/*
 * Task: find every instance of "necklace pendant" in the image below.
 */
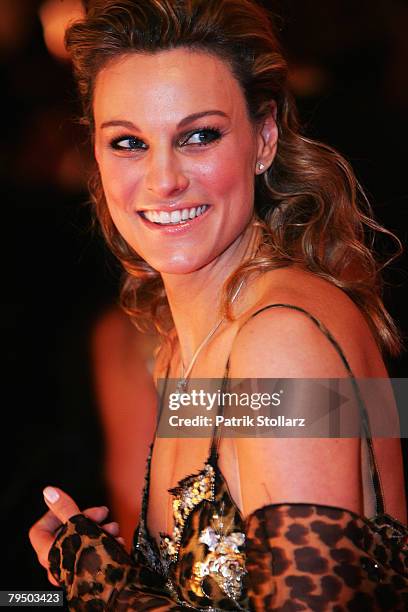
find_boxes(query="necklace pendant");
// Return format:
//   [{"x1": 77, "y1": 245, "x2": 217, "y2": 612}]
[{"x1": 176, "y1": 378, "x2": 188, "y2": 393}]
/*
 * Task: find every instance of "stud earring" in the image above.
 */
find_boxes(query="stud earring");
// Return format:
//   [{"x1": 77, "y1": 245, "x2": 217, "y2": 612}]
[{"x1": 257, "y1": 162, "x2": 265, "y2": 172}]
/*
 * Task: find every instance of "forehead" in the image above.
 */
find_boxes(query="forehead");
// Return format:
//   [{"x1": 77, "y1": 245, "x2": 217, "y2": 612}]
[{"x1": 93, "y1": 48, "x2": 248, "y2": 127}]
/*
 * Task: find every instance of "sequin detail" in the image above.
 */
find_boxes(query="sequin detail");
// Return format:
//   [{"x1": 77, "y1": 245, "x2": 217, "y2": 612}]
[
  {"x1": 159, "y1": 463, "x2": 216, "y2": 569},
  {"x1": 193, "y1": 523, "x2": 246, "y2": 599},
  {"x1": 159, "y1": 465, "x2": 246, "y2": 603}
]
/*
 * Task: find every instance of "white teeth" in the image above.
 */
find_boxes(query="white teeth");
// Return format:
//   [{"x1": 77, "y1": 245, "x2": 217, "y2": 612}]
[
  {"x1": 170, "y1": 210, "x2": 181, "y2": 224},
  {"x1": 142, "y1": 205, "x2": 208, "y2": 225},
  {"x1": 143, "y1": 210, "x2": 156, "y2": 223},
  {"x1": 159, "y1": 211, "x2": 171, "y2": 224}
]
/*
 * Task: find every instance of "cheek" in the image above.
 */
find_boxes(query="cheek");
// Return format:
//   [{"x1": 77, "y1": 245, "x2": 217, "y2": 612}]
[
  {"x1": 99, "y1": 158, "x2": 140, "y2": 213},
  {"x1": 197, "y1": 144, "x2": 254, "y2": 201},
  {"x1": 200, "y1": 163, "x2": 236, "y2": 196},
  {"x1": 97, "y1": 158, "x2": 144, "y2": 250}
]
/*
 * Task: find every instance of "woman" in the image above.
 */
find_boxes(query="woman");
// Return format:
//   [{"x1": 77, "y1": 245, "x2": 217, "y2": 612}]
[{"x1": 29, "y1": 0, "x2": 408, "y2": 609}]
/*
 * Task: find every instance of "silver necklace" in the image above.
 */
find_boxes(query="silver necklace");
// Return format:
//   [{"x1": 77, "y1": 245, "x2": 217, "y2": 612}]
[{"x1": 176, "y1": 279, "x2": 245, "y2": 392}]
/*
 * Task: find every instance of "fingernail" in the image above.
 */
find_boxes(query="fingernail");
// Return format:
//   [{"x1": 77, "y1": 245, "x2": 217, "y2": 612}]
[{"x1": 43, "y1": 487, "x2": 60, "y2": 503}]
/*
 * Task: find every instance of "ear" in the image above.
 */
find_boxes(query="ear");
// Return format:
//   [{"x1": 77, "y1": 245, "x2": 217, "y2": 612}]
[{"x1": 255, "y1": 101, "x2": 278, "y2": 175}]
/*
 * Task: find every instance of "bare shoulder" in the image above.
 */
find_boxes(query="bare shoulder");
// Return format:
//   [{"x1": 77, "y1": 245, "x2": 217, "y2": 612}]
[
  {"x1": 228, "y1": 268, "x2": 406, "y2": 520},
  {"x1": 230, "y1": 266, "x2": 388, "y2": 378}
]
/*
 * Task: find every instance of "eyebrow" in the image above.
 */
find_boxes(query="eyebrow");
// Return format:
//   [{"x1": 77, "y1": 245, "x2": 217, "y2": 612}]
[{"x1": 100, "y1": 110, "x2": 228, "y2": 131}]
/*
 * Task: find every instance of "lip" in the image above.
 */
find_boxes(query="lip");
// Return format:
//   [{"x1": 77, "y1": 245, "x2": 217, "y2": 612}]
[{"x1": 136, "y1": 206, "x2": 211, "y2": 234}]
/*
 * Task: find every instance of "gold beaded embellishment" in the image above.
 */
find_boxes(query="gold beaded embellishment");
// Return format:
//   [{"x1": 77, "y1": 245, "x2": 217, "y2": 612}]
[
  {"x1": 160, "y1": 462, "x2": 246, "y2": 602},
  {"x1": 192, "y1": 523, "x2": 246, "y2": 600},
  {"x1": 160, "y1": 463, "x2": 216, "y2": 567}
]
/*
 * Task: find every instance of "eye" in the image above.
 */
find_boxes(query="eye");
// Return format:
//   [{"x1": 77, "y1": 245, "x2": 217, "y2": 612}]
[
  {"x1": 110, "y1": 136, "x2": 147, "y2": 151},
  {"x1": 180, "y1": 127, "x2": 222, "y2": 147}
]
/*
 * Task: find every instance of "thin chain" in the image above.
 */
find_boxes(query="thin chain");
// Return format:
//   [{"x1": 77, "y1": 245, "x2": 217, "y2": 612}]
[
  {"x1": 181, "y1": 319, "x2": 224, "y2": 381},
  {"x1": 176, "y1": 219, "x2": 262, "y2": 391},
  {"x1": 177, "y1": 278, "x2": 245, "y2": 390}
]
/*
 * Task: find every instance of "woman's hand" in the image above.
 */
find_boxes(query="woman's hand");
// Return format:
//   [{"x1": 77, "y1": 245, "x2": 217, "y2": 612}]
[{"x1": 29, "y1": 486, "x2": 125, "y2": 587}]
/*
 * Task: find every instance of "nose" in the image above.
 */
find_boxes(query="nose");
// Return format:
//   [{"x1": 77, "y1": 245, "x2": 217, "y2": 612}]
[{"x1": 145, "y1": 146, "x2": 189, "y2": 199}]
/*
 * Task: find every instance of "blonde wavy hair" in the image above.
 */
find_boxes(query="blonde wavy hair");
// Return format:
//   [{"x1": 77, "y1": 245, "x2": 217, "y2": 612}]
[{"x1": 65, "y1": 0, "x2": 403, "y2": 357}]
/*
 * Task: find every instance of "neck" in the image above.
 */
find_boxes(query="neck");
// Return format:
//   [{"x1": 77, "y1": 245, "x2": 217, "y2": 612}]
[{"x1": 161, "y1": 221, "x2": 262, "y2": 370}]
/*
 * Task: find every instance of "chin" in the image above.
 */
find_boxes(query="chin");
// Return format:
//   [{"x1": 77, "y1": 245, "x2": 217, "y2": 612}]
[
  {"x1": 145, "y1": 253, "x2": 214, "y2": 276},
  {"x1": 150, "y1": 262, "x2": 204, "y2": 276}
]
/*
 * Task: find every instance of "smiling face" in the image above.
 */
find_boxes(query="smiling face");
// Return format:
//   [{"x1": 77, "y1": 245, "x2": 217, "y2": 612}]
[{"x1": 93, "y1": 48, "x2": 276, "y2": 275}]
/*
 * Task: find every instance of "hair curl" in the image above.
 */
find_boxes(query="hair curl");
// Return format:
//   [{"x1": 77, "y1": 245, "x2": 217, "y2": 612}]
[{"x1": 65, "y1": 0, "x2": 403, "y2": 358}]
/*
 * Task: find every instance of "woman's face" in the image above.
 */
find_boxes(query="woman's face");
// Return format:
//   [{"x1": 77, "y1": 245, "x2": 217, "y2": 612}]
[{"x1": 93, "y1": 48, "x2": 276, "y2": 274}]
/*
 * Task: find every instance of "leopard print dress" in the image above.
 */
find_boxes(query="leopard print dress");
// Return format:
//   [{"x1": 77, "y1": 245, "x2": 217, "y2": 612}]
[{"x1": 48, "y1": 304, "x2": 408, "y2": 611}]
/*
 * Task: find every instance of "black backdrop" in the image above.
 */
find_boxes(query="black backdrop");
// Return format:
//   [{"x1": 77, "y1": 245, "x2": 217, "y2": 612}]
[{"x1": 1, "y1": 0, "x2": 407, "y2": 591}]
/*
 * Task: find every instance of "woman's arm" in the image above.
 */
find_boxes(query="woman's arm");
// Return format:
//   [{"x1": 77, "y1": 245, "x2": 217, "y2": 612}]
[
  {"x1": 228, "y1": 305, "x2": 408, "y2": 609},
  {"x1": 90, "y1": 307, "x2": 158, "y2": 550},
  {"x1": 243, "y1": 501, "x2": 408, "y2": 610},
  {"x1": 228, "y1": 304, "x2": 406, "y2": 521}
]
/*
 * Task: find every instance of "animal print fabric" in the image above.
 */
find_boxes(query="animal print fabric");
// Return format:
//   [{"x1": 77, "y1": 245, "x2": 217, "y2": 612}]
[
  {"x1": 244, "y1": 503, "x2": 408, "y2": 611},
  {"x1": 48, "y1": 513, "x2": 183, "y2": 611},
  {"x1": 48, "y1": 503, "x2": 408, "y2": 610}
]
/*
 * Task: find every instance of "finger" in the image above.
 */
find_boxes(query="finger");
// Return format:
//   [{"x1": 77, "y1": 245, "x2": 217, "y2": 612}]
[
  {"x1": 42, "y1": 487, "x2": 81, "y2": 524},
  {"x1": 47, "y1": 570, "x2": 60, "y2": 587},
  {"x1": 101, "y1": 521, "x2": 119, "y2": 536},
  {"x1": 116, "y1": 537, "x2": 126, "y2": 546},
  {"x1": 29, "y1": 510, "x2": 63, "y2": 568},
  {"x1": 83, "y1": 506, "x2": 109, "y2": 523},
  {"x1": 31, "y1": 509, "x2": 62, "y2": 537},
  {"x1": 31, "y1": 503, "x2": 110, "y2": 567}
]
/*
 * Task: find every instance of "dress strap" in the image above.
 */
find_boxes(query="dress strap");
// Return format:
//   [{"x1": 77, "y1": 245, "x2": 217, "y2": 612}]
[
  {"x1": 208, "y1": 364, "x2": 231, "y2": 466},
  {"x1": 209, "y1": 303, "x2": 385, "y2": 516}
]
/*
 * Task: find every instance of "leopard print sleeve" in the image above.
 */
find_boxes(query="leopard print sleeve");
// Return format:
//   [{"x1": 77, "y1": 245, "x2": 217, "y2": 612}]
[
  {"x1": 244, "y1": 503, "x2": 408, "y2": 611},
  {"x1": 47, "y1": 514, "x2": 182, "y2": 611}
]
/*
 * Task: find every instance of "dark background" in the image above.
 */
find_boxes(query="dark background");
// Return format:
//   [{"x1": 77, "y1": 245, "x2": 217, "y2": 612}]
[{"x1": 1, "y1": 0, "x2": 407, "y2": 591}]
